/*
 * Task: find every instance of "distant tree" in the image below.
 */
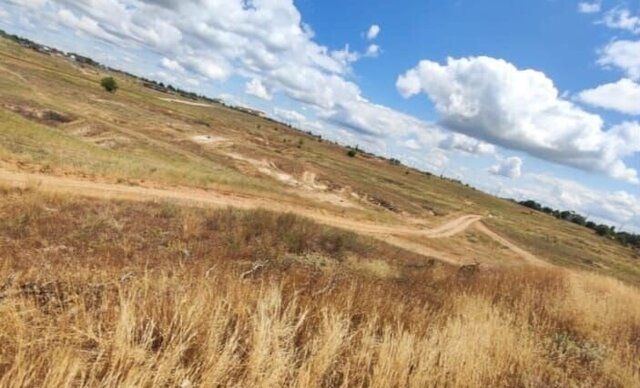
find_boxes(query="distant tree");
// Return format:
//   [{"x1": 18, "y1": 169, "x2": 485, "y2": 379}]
[
  {"x1": 519, "y1": 200, "x2": 542, "y2": 211},
  {"x1": 559, "y1": 210, "x2": 573, "y2": 220},
  {"x1": 595, "y1": 224, "x2": 613, "y2": 237},
  {"x1": 570, "y1": 214, "x2": 587, "y2": 226},
  {"x1": 100, "y1": 76, "x2": 118, "y2": 93}
]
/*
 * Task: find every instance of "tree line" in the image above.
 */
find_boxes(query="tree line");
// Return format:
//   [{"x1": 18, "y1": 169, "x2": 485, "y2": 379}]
[{"x1": 518, "y1": 200, "x2": 640, "y2": 249}]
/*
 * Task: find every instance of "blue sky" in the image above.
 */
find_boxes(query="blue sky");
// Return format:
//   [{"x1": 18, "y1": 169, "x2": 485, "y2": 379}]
[{"x1": 1, "y1": 0, "x2": 639, "y2": 230}]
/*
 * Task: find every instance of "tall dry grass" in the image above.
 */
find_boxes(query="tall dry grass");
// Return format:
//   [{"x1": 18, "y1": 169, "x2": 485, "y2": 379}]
[{"x1": 0, "y1": 187, "x2": 639, "y2": 387}]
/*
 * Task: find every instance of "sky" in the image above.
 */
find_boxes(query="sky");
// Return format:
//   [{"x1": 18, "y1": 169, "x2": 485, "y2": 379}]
[{"x1": 1, "y1": 0, "x2": 639, "y2": 231}]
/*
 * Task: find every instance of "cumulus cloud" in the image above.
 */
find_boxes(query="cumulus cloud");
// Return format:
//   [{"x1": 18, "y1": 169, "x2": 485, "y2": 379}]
[
  {"x1": 365, "y1": 44, "x2": 380, "y2": 57},
  {"x1": 489, "y1": 157, "x2": 522, "y2": 179},
  {"x1": 331, "y1": 45, "x2": 360, "y2": 66},
  {"x1": 272, "y1": 107, "x2": 323, "y2": 132},
  {"x1": 245, "y1": 78, "x2": 272, "y2": 100},
  {"x1": 367, "y1": 24, "x2": 380, "y2": 40},
  {"x1": 602, "y1": 8, "x2": 640, "y2": 34},
  {"x1": 440, "y1": 133, "x2": 496, "y2": 155},
  {"x1": 598, "y1": 40, "x2": 640, "y2": 80},
  {"x1": 7, "y1": 0, "x2": 47, "y2": 10},
  {"x1": 578, "y1": 78, "x2": 640, "y2": 115},
  {"x1": 403, "y1": 139, "x2": 421, "y2": 150},
  {"x1": 578, "y1": 2, "x2": 601, "y2": 14},
  {"x1": 53, "y1": 0, "x2": 182, "y2": 50},
  {"x1": 397, "y1": 56, "x2": 640, "y2": 183},
  {"x1": 56, "y1": 8, "x2": 120, "y2": 44},
  {"x1": 180, "y1": 56, "x2": 230, "y2": 81},
  {"x1": 160, "y1": 57, "x2": 184, "y2": 72},
  {"x1": 273, "y1": 107, "x2": 306, "y2": 124}
]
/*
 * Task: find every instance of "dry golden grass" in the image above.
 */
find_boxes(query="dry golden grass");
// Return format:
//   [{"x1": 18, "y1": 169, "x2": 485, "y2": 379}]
[
  {"x1": 1, "y1": 36, "x2": 640, "y2": 387},
  {"x1": 1, "y1": 187, "x2": 639, "y2": 387}
]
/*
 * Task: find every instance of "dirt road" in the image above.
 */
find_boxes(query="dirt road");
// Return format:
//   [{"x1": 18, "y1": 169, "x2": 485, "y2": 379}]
[
  {"x1": 424, "y1": 215, "x2": 483, "y2": 238},
  {"x1": 0, "y1": 169, "x2": 544, "y2": 267},
  {"x1": 161, "y1": 98, "x2": 216, "y2": 108},
  {"x1": 474, "y1": 223, "x2": 550, "y2": 267}
]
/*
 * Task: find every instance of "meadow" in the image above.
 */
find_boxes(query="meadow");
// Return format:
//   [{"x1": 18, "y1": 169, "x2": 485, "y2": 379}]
[
  {"x1": 0, "y1": 36, "x2": 639, "y2": 386},
  {"x1": 0, "y1": 187, "x2": 638, "y2": 387}
]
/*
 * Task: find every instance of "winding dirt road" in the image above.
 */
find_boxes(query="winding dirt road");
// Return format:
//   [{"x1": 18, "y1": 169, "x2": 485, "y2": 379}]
[
  {"x1": 0, "y1": 169, "x2": 545, "y2": 267},
  {"x1": 424, "y1": 215, "x2": 483, "y2": 238}
]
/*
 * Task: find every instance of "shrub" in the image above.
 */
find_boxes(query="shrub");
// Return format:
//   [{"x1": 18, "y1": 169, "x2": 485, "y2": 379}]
[
  {"x1": 100, "y1": 76, "x2": 118, "y2": 93},
  {"x1": 347, "y1": 149, "x2": 357, "y2": 158}
]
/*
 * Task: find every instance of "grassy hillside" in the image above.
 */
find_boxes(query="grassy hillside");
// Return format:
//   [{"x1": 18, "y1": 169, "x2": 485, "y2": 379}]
[
  {"x1": 1, "y1": 35, "x2": 639, "y2": 386},
  {"x1": 0, "y1": 36, "x2": 637, "y2": 282},
  {"x1": 0, "y1": 187, "x2": 639, "y2": 387}
]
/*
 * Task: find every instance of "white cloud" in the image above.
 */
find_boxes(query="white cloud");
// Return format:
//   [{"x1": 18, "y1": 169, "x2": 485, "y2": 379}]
[
  {"x1": 440, "y1": 133, "x2": 496, "y2": 155},
  {"x1": 367, "y1": 24, "x2": 380, "y2": 40},
  {"x1": 578, "y1": 78, "x2": 640, "y2": 115},
  {"x1": 603, "y1": 8, "x2": 640, "y2": 34},
  {"x1": 56, "y1": 8, "x2": 119, "y2": 44},
  {"x1": 365, "y1": 44, "x2": 380, "y2": 57},
  {"x1": 273, "y1": 107, "x2": 306, "y2": 124},
  {"x1": 181, "y1": 56, "x2": 230, "y2": 81},
  {"x1": 52, "y1": 1, "x2": 181, "y2": 50},
  {"x1": 489, "y1": 156, "x2": 522, "y2": 179},
  {"x1": 245, "y1": 78, "x2": 272, "y2": 100},
  {"x1": 0, "y1": 7, "x2": 7, "y2": 19},
  {"x1": 272, "y1": 107, "x2": 323, "y2": 132},
  {"x1": 578, "y1": 2, "x2": 601, "y2": 14},
  {"x1": 7, "y1": 0, "x2": 47, "y2": 10},
  {"x1": 598, "y1": 40, "x2": 640, "y2": 80},
  {"x1": 154, "y1": 70, "x2": 175, "y2": 84},
  {"x1": 331, "y1": 44, "x2": 360, "y2": 66},
  {"x1": 397, "y1": 56, "x2": 640, "y2": 183},
  {"x1": 403, "y1": 139, "x2": 421, "y2": 150},
  {"x1": 160, "y1": 57, "x2": 184, "y2": 72}
]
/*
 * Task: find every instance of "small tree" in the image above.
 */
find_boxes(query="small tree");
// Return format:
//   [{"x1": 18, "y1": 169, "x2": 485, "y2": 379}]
[{"x1": 100, "y1": 77, "x2": 118, "y2": 93}]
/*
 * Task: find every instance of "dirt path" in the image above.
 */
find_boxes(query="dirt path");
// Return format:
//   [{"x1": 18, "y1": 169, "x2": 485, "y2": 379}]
[
  {"x1": 161, "y1": 98, "x2": 215, "y2": 108},
  {"x1": 424, "y1": 215, "x2": 483, "y2": 238},
  {"x1": 0, "y1": 169, "x2": 544, "y2": 267},
  {"x1": 473, "y1": 223, "x2": 551, "y2": 267}
]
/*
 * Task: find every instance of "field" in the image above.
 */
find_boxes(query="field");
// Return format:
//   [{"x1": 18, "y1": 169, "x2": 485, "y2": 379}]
[{"x1": 0, "y1": 36, "x2": 639, "y2": 386}]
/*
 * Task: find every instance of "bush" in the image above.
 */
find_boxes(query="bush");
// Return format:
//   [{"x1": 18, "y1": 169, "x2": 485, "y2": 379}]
[
  {"x1": 100, "y1": 77, "x2": 118, "y2": 93},
  {"x1": 347, "y1": 149, "x2": 357, "y2": 158}
]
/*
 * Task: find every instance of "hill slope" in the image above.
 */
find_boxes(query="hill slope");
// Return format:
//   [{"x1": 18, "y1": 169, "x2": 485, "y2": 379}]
[
  {"x1": 0, "y1": 36, "x2": 636, "y2": 280},
  {"x1": 0, "y1": 36, "x2": 639, "y2": 386}
]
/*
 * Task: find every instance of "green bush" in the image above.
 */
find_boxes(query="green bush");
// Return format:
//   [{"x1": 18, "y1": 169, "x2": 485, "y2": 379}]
[
  {"x1": 100, "y1": 77, "x2": 118, "y2": 93},
  {"x1": 347, "y1": 149, "x2": 357, "y2": 158}
]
